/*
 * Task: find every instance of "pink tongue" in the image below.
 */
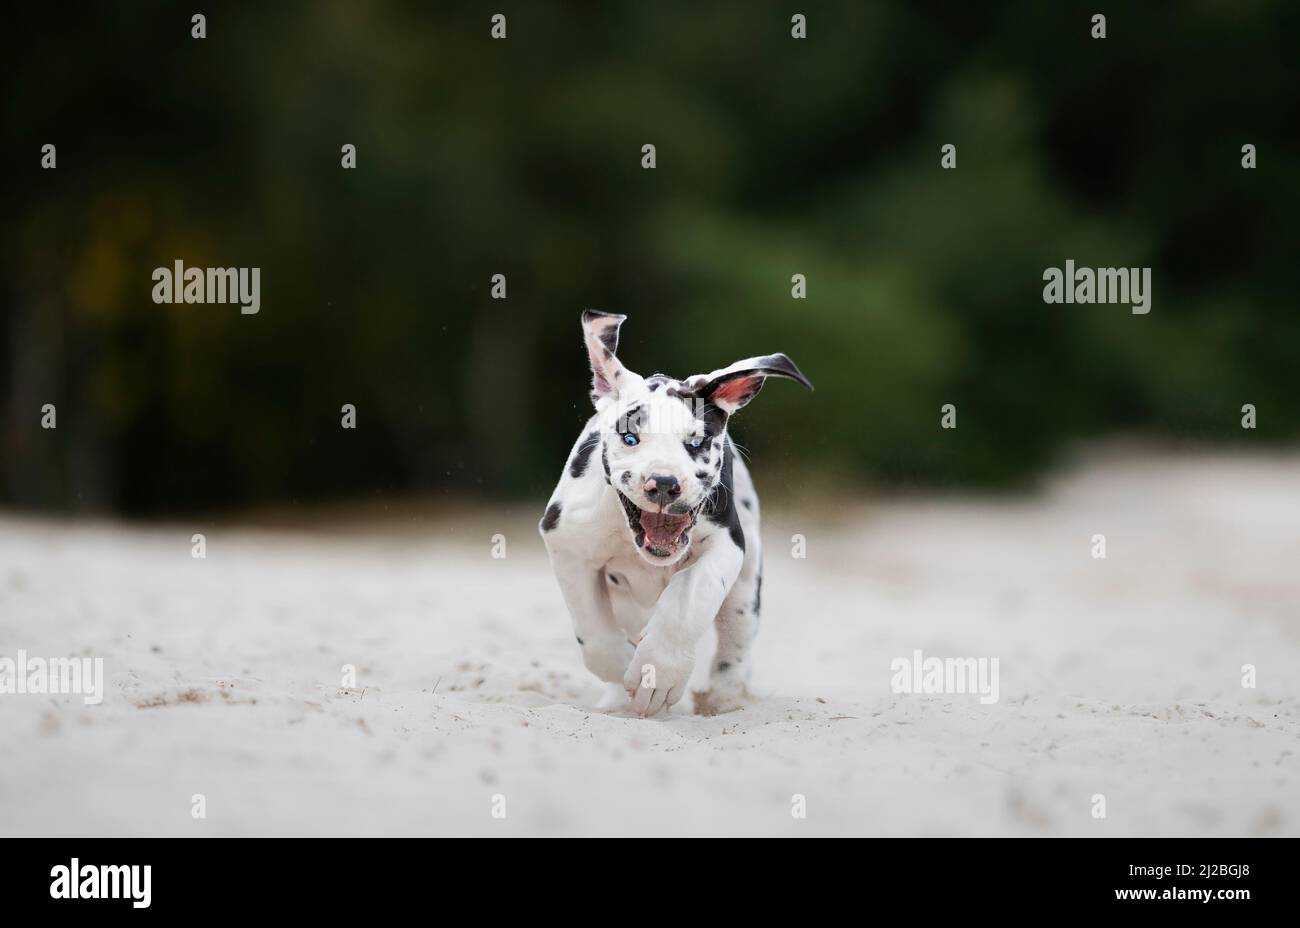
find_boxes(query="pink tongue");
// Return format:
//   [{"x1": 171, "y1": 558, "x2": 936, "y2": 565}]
[{"x1": 640, "y1": 510, "x2": 689, "y2": 547}]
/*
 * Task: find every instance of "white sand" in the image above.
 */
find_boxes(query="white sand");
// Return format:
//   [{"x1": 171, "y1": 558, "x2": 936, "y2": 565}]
[{"x1": 2, "y1": 447, "x2": 1297, "y2": 836}]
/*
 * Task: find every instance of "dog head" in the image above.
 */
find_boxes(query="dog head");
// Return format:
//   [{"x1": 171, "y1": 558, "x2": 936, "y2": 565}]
[{"x1": 580, "y1": 310, "x2": 813, "y2": 567}]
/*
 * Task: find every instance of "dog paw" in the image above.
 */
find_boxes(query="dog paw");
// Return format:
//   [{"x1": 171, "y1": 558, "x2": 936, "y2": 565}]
[
  {"x1": 623, "y1": 639, "x2": 694, "y2": 717},
  {"x1": 693, "y1": 684, "x2": 752, "y2": 716}
]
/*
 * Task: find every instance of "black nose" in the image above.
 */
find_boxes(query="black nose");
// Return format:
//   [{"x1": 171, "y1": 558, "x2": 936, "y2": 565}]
[{"x1": 643, "y1": 474, "x2": 681, "y2": 503}]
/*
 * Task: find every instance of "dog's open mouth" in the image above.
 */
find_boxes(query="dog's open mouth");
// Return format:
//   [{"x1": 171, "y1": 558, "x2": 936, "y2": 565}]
[{"x1": 617, "y1": 491, "x2": 703, "y2": 560}]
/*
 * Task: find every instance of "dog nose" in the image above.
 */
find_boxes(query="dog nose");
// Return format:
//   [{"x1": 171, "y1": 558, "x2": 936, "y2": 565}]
[{"x1": 643, "y1": 474, "x2": 681, "y2": 504}]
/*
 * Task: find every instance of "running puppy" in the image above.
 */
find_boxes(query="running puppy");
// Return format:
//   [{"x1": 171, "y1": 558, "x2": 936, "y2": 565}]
[{"x1": 539, "y1": 311, "x2": 813, "y2": 716}]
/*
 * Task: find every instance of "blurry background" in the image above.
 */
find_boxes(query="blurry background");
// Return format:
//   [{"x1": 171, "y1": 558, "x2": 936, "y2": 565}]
[{"x1": 4, "y1": 0, "x2": 1298, "y2": 515}]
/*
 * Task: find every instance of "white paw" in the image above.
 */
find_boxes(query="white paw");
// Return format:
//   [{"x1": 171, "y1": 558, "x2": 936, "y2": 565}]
[{"x1": 623, "y1": 638, "x2": 694, "y2": 717}]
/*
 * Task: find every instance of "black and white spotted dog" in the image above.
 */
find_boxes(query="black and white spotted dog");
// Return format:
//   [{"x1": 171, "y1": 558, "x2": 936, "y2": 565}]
[{"x1": 539, "y1": 311, "x2": 812, "y2": 717}]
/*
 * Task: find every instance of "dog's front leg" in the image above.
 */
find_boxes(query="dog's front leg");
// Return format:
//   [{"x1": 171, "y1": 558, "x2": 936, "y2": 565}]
[
  {"x1": 624, "y1": 538, "x2": 744, "y2": 716},
  {"x1": 548, "y1": 551, "x2": 634, "y2": 685}
]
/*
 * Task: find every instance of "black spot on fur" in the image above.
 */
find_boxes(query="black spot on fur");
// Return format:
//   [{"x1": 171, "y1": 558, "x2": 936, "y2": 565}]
[
  {"x1": 740, "y1": 498, "x2": 753, "y2": 510},
  {"x1": 753, "y1": 570, "x2": 763, "y2": 615},
  {"x1": 695, "y1": 470, "x2": 709, "y2": 481},
  {"x1": 607, "y1": 573, "x2": 619, "y2": 585},
  {"x1": 540, "y1": 502, "x2": 562, "y2": 532},
  {"x1": 686, "y1": 436, "x2": 713, "y2": 461},
  {"x1": 576, "y1": 635, "x2": 585, "y2": 646},
  {"x1": 569, "y1": 431, "x2": 600, "y2": 478},
  {"x1": 670, "y1": 387, "x2": 728, "y2": 435},
  {"x1": 679, "y1": 403, "x2": 725, "y2": 462},
  {"x1": 704, "y1": 440, "x2": 745, "y2": 552},
  {"x1": 617, "y1": 405, "x2": 645, "y2": 434},
  {"x1": 717, "y1": 661, "x2": 731, "y2": 672},
  {"x1": 601, "y1": 445, "x2": 611, "y2": 483},
  {"x1": 701, "y1": 402, "x2": 728, "y2": 438},
  {"x1": 583, "y1": 310, "x2": 623, "y2": 354}
]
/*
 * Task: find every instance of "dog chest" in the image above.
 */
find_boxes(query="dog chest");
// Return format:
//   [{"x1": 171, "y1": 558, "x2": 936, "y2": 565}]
[{"x1": 600, "y1": 554, "x2": 685, "y2": 631}]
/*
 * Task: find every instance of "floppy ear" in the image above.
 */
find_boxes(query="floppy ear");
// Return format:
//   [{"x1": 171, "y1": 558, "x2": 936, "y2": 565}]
[
  {"x1": 690, "y1": 353, "x2": 814, "y2": 416},
  {"x1": 580, "y1": 310, "x2": 629, "y2": 405}
]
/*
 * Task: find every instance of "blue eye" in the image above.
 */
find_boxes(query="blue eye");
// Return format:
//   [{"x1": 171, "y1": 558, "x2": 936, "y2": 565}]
[
  {"x1": 622, "y1": 433, "x2": 639, "y2": 446},
  {"x1": 689, "y1": 437, "x2": 704, "y2": 449}
]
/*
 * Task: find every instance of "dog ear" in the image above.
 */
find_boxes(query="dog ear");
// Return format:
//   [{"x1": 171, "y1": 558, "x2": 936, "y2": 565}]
[
  {"x1": 581, "y1": 310, "x2": 630, "y2": 405},
  {"x1": 689, "y1": 353, "x2": 813, "y2": 415}
]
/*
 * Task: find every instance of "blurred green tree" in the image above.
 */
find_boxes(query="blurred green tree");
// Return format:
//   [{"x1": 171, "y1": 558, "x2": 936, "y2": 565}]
[{"x1": 3, "y1": 1, "x2": 1297, "y2": 513}]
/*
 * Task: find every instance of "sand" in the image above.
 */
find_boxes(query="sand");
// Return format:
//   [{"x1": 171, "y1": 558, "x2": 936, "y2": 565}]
[{"x1": 1, "y1": 447, "x2": 1297, "y2": 836}]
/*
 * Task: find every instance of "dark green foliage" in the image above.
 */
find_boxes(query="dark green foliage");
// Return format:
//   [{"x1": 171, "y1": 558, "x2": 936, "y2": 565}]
[{"x1": 3, "y1": 2, "x2": 1296, "y2": 512}]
